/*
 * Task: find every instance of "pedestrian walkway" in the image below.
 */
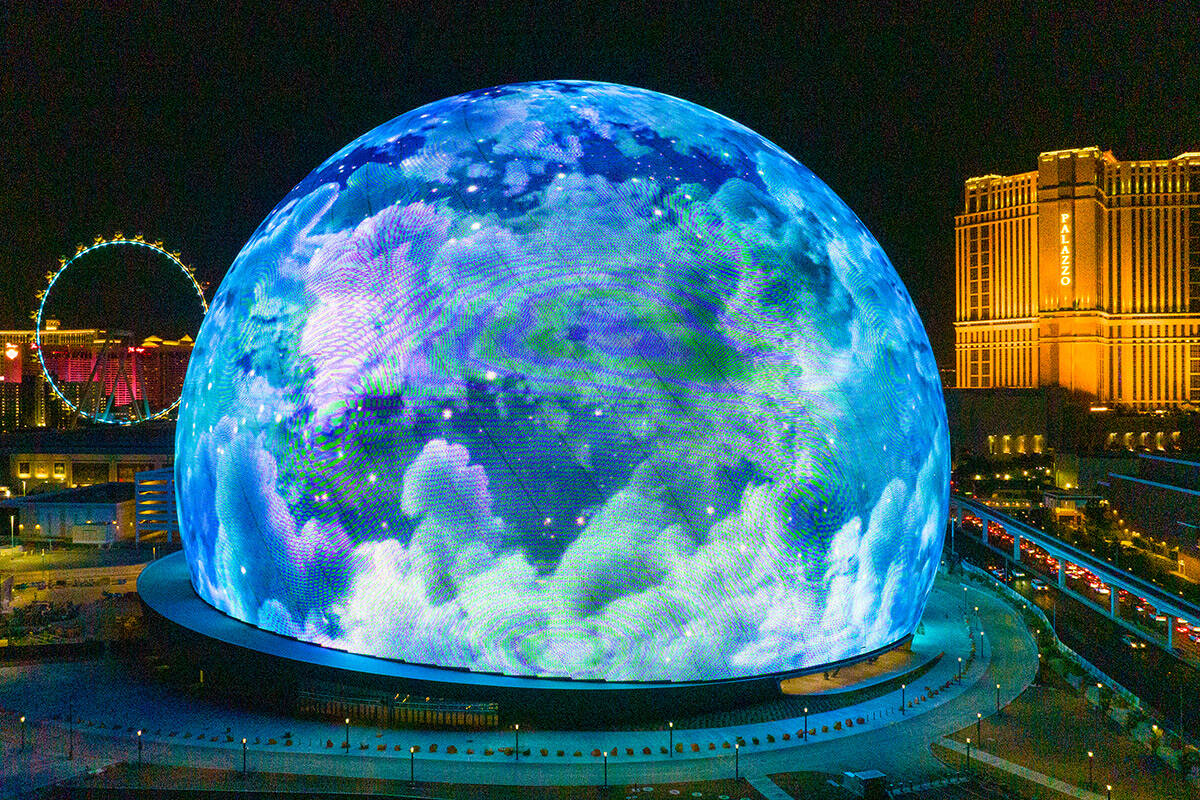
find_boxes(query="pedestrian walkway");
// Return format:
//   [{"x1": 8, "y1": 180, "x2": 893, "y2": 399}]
[
  {"x1": 0, "y1": 570, "x2": 1040, "y2": 796},
  {"x1": 743, "y1": 772, "x2": 794, "y2": 800},
  {"x1": 937, "y1": 738, "x2": 1106, "y2": 800}
]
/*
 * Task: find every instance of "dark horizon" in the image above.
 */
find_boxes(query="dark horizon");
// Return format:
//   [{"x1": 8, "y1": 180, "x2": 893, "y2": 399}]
[{"x1": 2, "y1": 4, "x2": 1197, "y2": 364}]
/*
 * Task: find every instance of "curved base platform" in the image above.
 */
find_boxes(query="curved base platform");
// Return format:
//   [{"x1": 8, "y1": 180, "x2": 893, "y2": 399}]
[{"x1": 139, "y1": 551, "x2": 930, "y2": 726}]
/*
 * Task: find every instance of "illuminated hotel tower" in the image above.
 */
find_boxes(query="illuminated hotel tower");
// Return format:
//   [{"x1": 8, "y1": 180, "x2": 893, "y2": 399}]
[{"x1": 955, "y1": 148, "x2": 1200, "y2": 409}]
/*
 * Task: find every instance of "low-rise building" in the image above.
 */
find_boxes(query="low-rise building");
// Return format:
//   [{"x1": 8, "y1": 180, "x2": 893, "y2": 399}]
[
  {"x1": 1, "y1": 423, "x2": 173, "y2": 495},
  {"x1": 1101, "y1": 454, "x2": 1200, "y2": 580},
  {"x1": 1, "y1": 482, "x2": 135, "y2": 545}
]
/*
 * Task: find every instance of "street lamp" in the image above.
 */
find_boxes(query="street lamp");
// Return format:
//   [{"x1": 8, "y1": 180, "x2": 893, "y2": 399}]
[
  {"x1": 965, "y1": 737, "x2": 971, "y2": 772},
  {"x1": 514, "y1": 723, "x2": 519, "y2": 762},
  {"x1": 734, "y1": 742, "x2": 740, "y2": 780},
  {"x1": 976, "y1": 712, "x2": 982, "y2": 742},
  {"x1": 996, "y1": 683, "x2": 1001, "y2": 713},
  {"x1": 603, "y1": 752, "x2": 608, "y2": 789},
  {"x1": 19, "y1": 715, "x2": 26, "y2": 750},
  {"x1": 668, "y1": 721, "x2": 673, "y2": 756},
  {"x1": 957, "y1": 657, "x2": 963, "y2": 682},
  {"x1": 409, "y1": 745, "x2": 415, "y2": 783},
  {"x1": 803, "y1": 707, "x2": 808, "y2": 740},
  {"x1": 242, "y1": 738, "x2": 247, "y2": 776},
  {"x1": 1106, "y1": 784, "x2": 1112, "y2": 800},
  {"x1": 1088, "y1": 750, "x2": 1094, "y2": 786},
  {"x1": 137, "y1": 729, "x2": 143, "y2": 766},
  {"x1": 901, "y1": 683, "x2": 906, "y2": 714},
  {"x1": 344, "y1": 717, "x2": 350, "y2": 751}
]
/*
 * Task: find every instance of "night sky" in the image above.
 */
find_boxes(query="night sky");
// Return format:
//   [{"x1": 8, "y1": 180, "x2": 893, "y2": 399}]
[{"x1": 2, "y1": 3, "x2": 1197, "y2": 363}]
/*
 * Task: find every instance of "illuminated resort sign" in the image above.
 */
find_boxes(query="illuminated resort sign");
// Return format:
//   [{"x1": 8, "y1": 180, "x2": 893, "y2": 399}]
[{"x1": 1060, "y1": 212, "x2": 1072, "y2": 286}]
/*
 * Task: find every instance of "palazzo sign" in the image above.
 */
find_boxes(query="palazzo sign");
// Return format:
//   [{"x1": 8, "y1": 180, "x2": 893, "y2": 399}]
[{"x1": 1060, "y1": 212, "x2": 1072, "y2": 286}]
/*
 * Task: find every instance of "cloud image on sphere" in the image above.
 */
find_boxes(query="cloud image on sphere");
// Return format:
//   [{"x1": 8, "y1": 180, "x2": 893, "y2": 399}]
[{"x1": 175, "y1": 80, "x2": 948, "y2": 682}]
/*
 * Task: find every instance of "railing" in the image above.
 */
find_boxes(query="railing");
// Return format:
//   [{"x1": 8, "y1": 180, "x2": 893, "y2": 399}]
[
  {"x1": 960, "y1": 560, "x2": 1146, "y2": 713},
  {"x1": 296, "y1": 688, "x2": 499, "y2": 730},
  {"x1": 952, "y1": 494, "x2": 1200, "y2": 625}
]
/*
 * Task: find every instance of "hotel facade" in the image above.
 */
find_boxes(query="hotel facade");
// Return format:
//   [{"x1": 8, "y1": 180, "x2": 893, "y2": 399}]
[{"x1": 955, "y1": 147, "x2": 1200, "y2": 410}]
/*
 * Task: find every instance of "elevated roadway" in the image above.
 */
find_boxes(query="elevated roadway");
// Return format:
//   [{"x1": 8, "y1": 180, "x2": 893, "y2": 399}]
[{"x1": 950, "y1": 494, "x2": 1200, "y2": 652}]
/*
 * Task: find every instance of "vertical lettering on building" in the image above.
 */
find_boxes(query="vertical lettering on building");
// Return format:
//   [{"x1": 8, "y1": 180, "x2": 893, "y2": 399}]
[{"x1": 1059, "y1": 212, "x2": 1072, "y2": 286}]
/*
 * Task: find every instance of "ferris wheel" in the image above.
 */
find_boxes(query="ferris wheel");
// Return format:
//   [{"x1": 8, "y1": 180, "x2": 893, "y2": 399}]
[{"x1": 35, "y1": 234, "x2": 208, "y2": 425}]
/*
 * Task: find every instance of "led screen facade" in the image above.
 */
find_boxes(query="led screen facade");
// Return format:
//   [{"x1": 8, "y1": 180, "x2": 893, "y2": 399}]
[{"x1": 176, "y1": 81, "x2": 948, "y2": 682}]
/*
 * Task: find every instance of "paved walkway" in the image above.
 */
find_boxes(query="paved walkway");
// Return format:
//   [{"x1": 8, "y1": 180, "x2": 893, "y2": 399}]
[
  {"x1": 0, "y1": 571, "x2": 1040, "y2": 796},
  {"x1": 945, "y1": 680, "x2": 1200, "y2": 800},
  {"x1": 938, "y1": 738, "x2": 1106, "y2": 800},
  {"x1": 743, "y1": 772, "x2": 793, "y2": 800}
]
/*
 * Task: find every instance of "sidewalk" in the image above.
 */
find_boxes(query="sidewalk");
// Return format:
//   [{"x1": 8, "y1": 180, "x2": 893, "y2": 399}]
[
  {"x1": 53, "y1": 762, "x2": 773, "y2": 800},
  {"x1": 1, "y1": 572, "x2": 1037, "y2": 795},
  {"x1": 936, "y1": 738, "x2": 1106, "y2": 800},
  {"x1": 944, "y1": 682, "x2": 1200, "y2": 800}
]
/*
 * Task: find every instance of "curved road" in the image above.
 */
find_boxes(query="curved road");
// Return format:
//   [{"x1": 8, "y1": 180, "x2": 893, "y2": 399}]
[{"x1": 0, "y1": 575, "x2": 1038, "y2": 794}]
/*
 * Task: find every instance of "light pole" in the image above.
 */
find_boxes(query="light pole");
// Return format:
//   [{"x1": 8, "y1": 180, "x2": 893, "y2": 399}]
[
  {"x1": 603, "y1": 752, "x2": 608, "y2": 789},
  {"x1": 734, "y1": 742, "x2": 740, "y2": 780},
  {"x1": 668, "y1": 721, "x2": 673, "y2": 756},
  {"x1": 137, "y1": 729, "x2": 143, "y2": 766},
  {"x1": 901, "y1": 683, "x2": 906, "y2": 714},
  {"x1": 514, "y1": 723, "x2": 519, "y2": 762},
  {"x1": 242, "y1": 738, "x2": 247, "y2": 776},
  {"x1": 19, "y1": 715, "x2": 26, "y2": 751},
  {"x1": 67, "y1": 699, "x2": 73, "y2": 760},
  {"x1": 976, "y1": 712, "x2": 982, "y2": 743},
  {"x1": 344, "y1": 717, "x2": 350, "y2": 751},
  {"x1": 957, "y1": 657, "x2": 963, "y2": 682},
  {"x1": 965, "y1": 737, "x2": 971, "y2": 772},
  {"x1": 1087, "y1": 750, "x2": 1094, "y2": 786},
  {"x1": 8, "y1": 514, "x2": 13, "y2": 548},
  {"x1": 1106, "y1": 784, "x2": 1112, "y2": 800},
  {"x1": 409, "y1": 746, "x2": 415, "y2": 783},
  {"x1": 996, "y1": 683, "x2": 1001, "y2": 713},
  {"x1": 803, "y1": 707, "x2": 808, "y2": 740}
]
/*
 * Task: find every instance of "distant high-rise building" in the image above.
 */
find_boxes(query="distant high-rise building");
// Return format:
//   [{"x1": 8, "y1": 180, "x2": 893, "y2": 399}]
[
  {"x1": 955, "y1": 148, "x2": 1200, "y2": 409},
  {"x1": 137, "y1": 335, "x2": 194, "y2": 413},
  {"x1": 0, "y1": 325, "x2": 193, "y2": 430}
]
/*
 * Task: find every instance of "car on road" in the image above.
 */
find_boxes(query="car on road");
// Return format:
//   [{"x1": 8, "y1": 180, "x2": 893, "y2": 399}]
[
  {"x1": 1121, "y1": 634, "x2": 1146, "y2": 650},
  {"x1": 1032, "y1": 578, "x2": 1048, "y2": 591}
]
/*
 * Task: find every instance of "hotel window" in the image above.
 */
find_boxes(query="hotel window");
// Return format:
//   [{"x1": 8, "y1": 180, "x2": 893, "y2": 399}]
[
  {"x1": 17, "y1": 461, "x2": 30, "y2": 477},
  {"x1": 53, "y1": 462, "x2": 65, "y2": 478},
  {"x1": 1032, "y1": 434, "x2": 1043, "y2": 454},
  {"x1": 1189, "y1": 208, "x2": 1200, "y2": 312},
  {"x1": 1190, "y1": 345, "x2": 1200, "y2": 396}
]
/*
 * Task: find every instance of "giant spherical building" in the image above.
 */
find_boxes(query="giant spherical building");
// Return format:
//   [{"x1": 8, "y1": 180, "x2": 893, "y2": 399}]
[{"x1": 175, "y1": 81, "x2": 948, "y2": 684}]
